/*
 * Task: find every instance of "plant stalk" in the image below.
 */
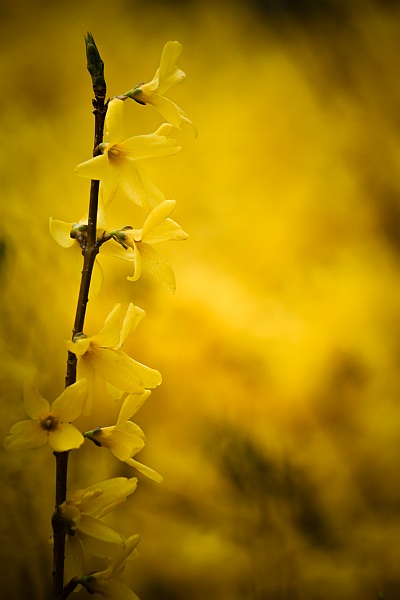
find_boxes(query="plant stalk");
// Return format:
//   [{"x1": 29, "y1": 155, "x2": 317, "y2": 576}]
[{"x1": 52, "y1": 32, "x2": 107, "y2": 600}]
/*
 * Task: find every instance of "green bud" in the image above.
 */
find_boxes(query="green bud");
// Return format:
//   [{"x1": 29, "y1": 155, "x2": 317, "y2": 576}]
[
  {"x1": 84, "y1": 32, "x2": 106, "y2": 96},
  {"x1": 109, "y1": 229, "x2": 130, "y2": 250},
  {"x1": 83, "y1": 428, "x2": 103, "y2": 447},
  {"x1": 124, "y1": 85, "x2": 146, "y2": 106}
]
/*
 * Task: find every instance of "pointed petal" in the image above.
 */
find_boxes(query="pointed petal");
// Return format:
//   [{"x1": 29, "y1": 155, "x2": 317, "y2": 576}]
[
  {"x1": 75, "y1": 154, "x2": 111, "y2": 181},
  {"x1": 122, "y1": 133, "x2": 180, "y2": 160},
  {"x1": 117, "y1": 162, "x2": 148, "y2": 207},
  {"x1": 125, "y1": 457, "x2": 163, "y2": 483},
  {"x1": 77, "y1": 515, "x2": 126, "y2": 559},
  {"x1": 117, "y1": 390, "x2": 151, "y2": 424},
  {"x1": 99, "y1": 239, "x2": 135, "y2": 261},
  {"x1": 88, "y1": 578, "x2": 141, "y2": 599},
  {"x1": 91, "y1": 348, "x2": 146, "y2": 394},
  {"x1": 4, "y1": 420, "x2": 48, "y2": 451},
  {"x1": 130, "y1": 243, "x2": 176, "y2": 292},
  {"x1": 138, "y1": 168, "x2": 166, "y2": 208},
  {"x1": 89, "y1": 259, "x2": 103, "y2": 298},
  {"x1": 96, "y1": 535, "x2": 141, "y2": 583},
  {"x1": 158, "y1": 67, "x2": 186, "y2": 94},
  {"x1": 141, "y1": 200, "x2": 176, "y2": 239},
  {"x1": 104, "y1": 98, "x2": 126, "y2": 144},
  {"x1": 95, "y1": 304, "x2": 123, "y2": 348},
  {"x1": 158, "y1": 41, "x2": 184, "y2": 89},
  {"x1": 49, "y1": 218, "x2": 75, "y2": 248},
  {"x1": 97, "y1": 195, "x2": 107, "y2": 229},
  {"x1": 123, "y1": 355, "x2": 162, "y2": 389},
  {"x1": 65, "y1": 535, "x2": 84, "y2": 582},
  {"x1": 48, "y1": 423, "x2": 84, "y2": 452},
  {"x1": 143, "y1": 217, "x2": 189, "y2": 244},
  {"x1": 93, "y1": 348, "x2": 161, "y2": 390},
  {"x1": 154, "y1": 123, "x2": 175, "y2": 137},
  {"x1": 126, "y1": 242, "x2": 142, "y2": 282},
  {"x1": 23, "y1": 381, "x2": 50, "y2": 420},
  {"x1": 100, "y1": 178, "x2": 118, "y2": 207},
  {"x1": 106, "y1": 384, "x2": 126, "y2": 401},
  {"x1": 51, "y1": 379, "x2": 87, "y2": 422},
  {"x1": 76, "y1": 355, "x2": 96, "y2": 415},
  {"x1": 96, "y1": 422, "x2": 145, "y2": 461},
  {"x1": 119, "y1": 420, "x2": 145, "y2": 441},
  {"x1": 118, "y1": 304, "x2": 145, "y2": 348},
  {"x1": 144, "y1": 94, "x2": 183, "y2": 127},
  {"x1": 77, "y1": 477, "x2": 138, "y2": 518}
]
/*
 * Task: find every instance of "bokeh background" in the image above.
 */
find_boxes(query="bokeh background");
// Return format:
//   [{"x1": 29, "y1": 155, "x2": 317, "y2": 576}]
[{"x1": 1, "y1": 0, "x2": 400, "y2": 598}]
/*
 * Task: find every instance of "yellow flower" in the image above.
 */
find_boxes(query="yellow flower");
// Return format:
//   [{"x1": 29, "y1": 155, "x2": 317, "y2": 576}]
[
  {"x1": 75, "y1": 98, "x2": 180, "y2": 208},
  {"x1": 49, "y1": 201, "x2": 108, "y2": 296},
  {"x1": 65, "y1": 304, "x2": 161, "y2": 415},
  {"x1": 84, "y1": 393, "x2": 163, "y2": 483},
  {"x1": 4, "y1": 379, "x2": 87, "y2": 452},
  {"x1": 58, "y1": 477, "x2": 138, "y2": 583},
  {"x1": 78, "y1": 534, "x2": 140, "y2": 599},
  {"x1": 108, "y1": 199, "x2": 188, "y2": 292},
  {"x1": 125, "y1": 41, "x2": 195, "y2": 132}
]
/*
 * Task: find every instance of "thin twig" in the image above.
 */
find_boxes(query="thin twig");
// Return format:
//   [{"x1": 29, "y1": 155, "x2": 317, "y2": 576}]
[{"x1": 52, "y1": 32, "x2": 107, "y2": 600}]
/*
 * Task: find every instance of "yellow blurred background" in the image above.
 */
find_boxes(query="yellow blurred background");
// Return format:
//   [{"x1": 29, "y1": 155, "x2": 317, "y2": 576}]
[{"x1": 1, "y1": 0, "x2": 400, "y2": 598}]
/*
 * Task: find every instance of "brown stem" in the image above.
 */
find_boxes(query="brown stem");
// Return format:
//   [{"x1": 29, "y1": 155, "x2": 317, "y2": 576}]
[{"x1": 52, "y1": 33, "x2": 107, "y2": 600}]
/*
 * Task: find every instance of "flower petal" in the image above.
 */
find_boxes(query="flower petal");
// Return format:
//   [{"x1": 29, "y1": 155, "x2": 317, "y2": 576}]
[
  {"x1": 119, "y1": 304, "x2": 145, "y2": 349},
  {"x1": 129, "y1": 243, "x2": 176, "y2": 293},
  {"x1": 87, "y1": 578, "x2": 140, "y2": 600},
  {"x1": 125, "y1": 457, "x2": 163, "y2": 483},
  {"x1": 4, "y1": 420, "x2": 48, "y2": 451},
  {"x1": 125, "y1": 242, "x2": 142, "y2": 282},
  {"x1": 93, "y1": 422, "x2": 145, "y2": 461},
  {"x1": 77, "y1": 514, "x2": 126, "y2": 559},
  {"x1": 91, "y1": 348, "x2": 146, "y2": 394},
  {"x1": 49, "y1": 218, "x2": 76, "y2": 248},
  {"x1": 99, "y1": 239, "x2": 135, "y2": 261},
  {"x1": 65, "y1": 534, "x2": 84, "y2": 583},
  {"x1": 51, "y1": 379, "x2": 87, "y2": 422},
  {"x1": 122, "y1": 131, "x2": 180, "y2": 160},
  {"x1": 144, "y1": 94, "x2": 183, "y2": 127},
  {"x1": 157, "y1": 41, "x2": 185, "y2": 93},
  {"x1": 75, "y1": 154, "x2": 110, "y2": 181},
  {"x1": 48, "y1": 423, "x2": 84, "y2": 452},
  {"x1": 23, "y1": 381, "x2": 50, "y2": 420},
  {"x1": 95, "y1": 304, "x2": 124, "y2": 349},
  {"x1": 76, "y1": 355, "x2": 96, "y2": 415},
  {"x1": 75, "y1": 477, "x2": 138, "y2": 519},
  {"x1": 141, "y1": 200, "x2": 176, "y2": 239},
  {"x1": 117, "y1": 390, "x2": 151, "y2": 424},
  {"x1": 104, "y1": 98, "x2": 126, "y2": 144},
  {"x1": 125, "y1": 355, "x2": 162, "y2": 389},
  {"x1": 117, "y1": 161, "x2": 148, "y2": 207},
  {"x1": 100, "y1": 178, "x2": 118, "y2": 207},
  {"x1": 137, "y1": 168, "x2": 166, "y2": 208},
  {"x1": 143, "y1": 217, "x2": 189, "y2": 244},
  {"x1": 89, "y1": 258, "x2": 103, "y2": 298}
]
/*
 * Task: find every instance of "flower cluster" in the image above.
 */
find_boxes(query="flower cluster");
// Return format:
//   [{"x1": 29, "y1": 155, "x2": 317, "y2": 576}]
[{"x1": 5, "y1": 40, "x2": 192, "y2": 599}]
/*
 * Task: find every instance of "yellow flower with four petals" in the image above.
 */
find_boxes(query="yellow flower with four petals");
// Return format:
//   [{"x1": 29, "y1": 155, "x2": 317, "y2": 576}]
[
  {"x1": 4, "y1": 379, "x2": 87, "y2": 453},
  {"x1": 65, "y1": 303, "x2": 161, "y2": 415},
  {"x1": 84, "y1": 389, "x2": 163, "y2": 483},
  {"x1": 107, "y1": 199, "x2": 188, "y2": 292},
  {"x1": 75, "y1": 98, "x2": 180, "y2": 207},
  {"x1": 125, "y1": 40, "x2": 195, "y2": 132},
  {"x1": 57, "y1": 477, "x2": 138, "y2": 582}
]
